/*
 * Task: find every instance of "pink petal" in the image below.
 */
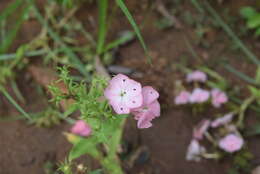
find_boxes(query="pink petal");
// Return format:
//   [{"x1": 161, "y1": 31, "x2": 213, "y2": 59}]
[
  {"x1": 149, "y1": 100, "x2": 160, "y2": 117},
  {"x1": 211, "y1": 88, "x2": 228, "y2": 108},
  {"x1": 104, "y1": 74, "x2": 143, "y2": 114},
  {"x1": 142, "y1": 86, "x2": 159, "y2": 105},
  {"x1": 186, "y1": 71, "x2": 207, "y2": 83},
  {"x1": 174, "y1": 91, "x2": 190, "y2": 105},
  {"x1": 110, "y1": 100, "x2": 130, "y2": 114},
  {"x1": 124, "y1": 93, "x2": 143, "y2": 109},
  {"x1": 211, "y1": 113, "x2": 234, "y2": 128},
  {"x1": 71, "y1": 120, "x2": 92, "y2": 137},
  {"x1": 109, "y1": 74, "x2": 130, "y2": 88},
  {"x1": 137, "y1": 111, "x2": 154, "y2": 129},
  {"x1": 124, "y1": 79, "x2": 142, "y2": 98},
  {"x1": 186, "y1": 139, "x2": 206, "y2": 162},
  {"x1": 218, "y1": 134, "x2": 244, "y2": 153},
  {"x1": 193, "y1": 119, "x2": 211, "y2": 140},
  {"x1": 189, "y1": 88, "x2": 210, "y2": 103}
]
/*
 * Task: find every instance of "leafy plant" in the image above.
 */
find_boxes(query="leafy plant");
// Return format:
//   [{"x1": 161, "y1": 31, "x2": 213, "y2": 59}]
[
  {"x1": 240, "y1": 7, "x2": 260, "y2": 37},
  {"x1": 49, "y1": 67, "x2": 126, "y2": 174}
]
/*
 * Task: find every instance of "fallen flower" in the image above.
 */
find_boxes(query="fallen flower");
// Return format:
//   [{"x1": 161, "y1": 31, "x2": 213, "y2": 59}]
[
  {"x1": 211, "y1": 113, "x2": 234, "y2": 128},
  {"x1": 186, "y1": 70, "x2": 207, "y2": 83},
  {"x1": 71, "y1": 120, "x2": 92, "y2": 137},
  {"x1": 131, "y1": 86, "x2": 160, "y2": 129},
  {"x1": 186, "y1": 139, "x2": 206, "y2": 162},
  {"x1": 211, "y1": 88, "x2": 228, "y2": 108},
  {"x1": 193, "y1": 119, "x2": 211, "y2": 140},
  {"x1": 174, "y1": 90, "x2": 190, "y2": 105},
  {"x1": 104, "y1": 74, "x2": 143, "y2": 114},
  {"x1": 189, "y1": 88, "x2": 210, "y2": 103},
  {"x1": 218, "y1": 134, "x2": 244, "y2": 153}
]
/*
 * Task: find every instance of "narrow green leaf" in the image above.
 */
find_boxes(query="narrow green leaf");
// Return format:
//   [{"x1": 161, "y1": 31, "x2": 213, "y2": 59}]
[
  {"x1": 0, "y1": 5, "x2": 30, "y2": 53},
  {"x1": 223, "y1": 63, "x2": 257, "y2": 85},
  {"x1": 96, "y1": 0, "x2": 108, "y2": 55},
  {"x1": 0, "y1": 49, "x2": 47, "y2": 61},
  {"x1": 116, "y1": 0, "x2": 151, "y2": 64},
  {"x1": 103, "y1": 31, "x2": 134, "y2": 53},
  {"x1": 1, "y1": 88, "x2": 32, "y2": 120}
]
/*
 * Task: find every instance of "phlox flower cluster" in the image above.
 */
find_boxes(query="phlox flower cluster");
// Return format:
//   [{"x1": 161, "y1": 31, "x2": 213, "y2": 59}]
[
  {"x1": 104, "y1": 74, "x2": 160, "y2": 129},
  {"x1": 186, "y1": 113, "x2": 244, "y2": 162},
  {"x1": 174, "y1": 70, "x2": 228, "y2": 108}
]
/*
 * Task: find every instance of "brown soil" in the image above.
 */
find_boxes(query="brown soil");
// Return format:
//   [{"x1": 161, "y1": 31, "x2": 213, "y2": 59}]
[{"x1": 1, "y1": 0, "x2": 260, "y2": 174}]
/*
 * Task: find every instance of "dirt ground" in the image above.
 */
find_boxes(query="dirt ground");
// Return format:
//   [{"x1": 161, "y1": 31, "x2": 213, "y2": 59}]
[{"x1": 1, "y1": 0, "x2": 260, "y2": 174}]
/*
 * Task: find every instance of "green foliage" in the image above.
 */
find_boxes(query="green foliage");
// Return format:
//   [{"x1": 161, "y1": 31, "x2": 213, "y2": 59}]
[
  {"x1": 0, "y1": 0, "x2": 30, "y2": 54},
  {"x1": 50, "y1": 67, "x2": 125, "y2": 174},
  {"x1": 240, "y1": 7, "x2": 260, "y2": 37},
  {"x1": 97, "y1": 0, "x2": 108, "y2": 55}
]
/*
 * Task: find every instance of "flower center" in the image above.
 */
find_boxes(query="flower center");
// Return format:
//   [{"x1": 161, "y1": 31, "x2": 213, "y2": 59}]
[{"x1": 120, "y1": 91, "x2": 127, "y2": 97}]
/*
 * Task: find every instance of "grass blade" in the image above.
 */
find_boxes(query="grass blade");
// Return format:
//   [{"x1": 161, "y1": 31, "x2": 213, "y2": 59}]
[
  {"x1": 1, "y1": 88, "x2": 31, "y2": 120},
  {"x1": 96, "y1": 0, "x2": 108, "y2": 55},
  {"x1": 115, "y1": 0, "x2": 151, "y2": 64},
  {"x1": 223, "y1": 63, "x2": 257, "y2": 85},
  {"x1": 0, "y1": 0, "x2": 22, "y2": 22},
  {"x1": 0, "y1": 49, "x2": 47, "y2": 61},
  {"x1": 103, "y1": 31, "x2": 134, "y2": 53},
  {"x1": 0, "y1": 4, "x2": 30, "y2": 53}
]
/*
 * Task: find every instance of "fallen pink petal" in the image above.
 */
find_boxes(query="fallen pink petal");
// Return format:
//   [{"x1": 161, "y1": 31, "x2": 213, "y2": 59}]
[
  {"x1": 71, "y1": 120, "x2": 92, "y2": 137},
  {"x1": 131, "y1": 86, "x2": 160, "y2": 129},
  {"x1": 193, "y1": 119, "x2": 211, "y2": 140},
  {"x1": 174, "y1": 90, "x2": 190, "y2": 105},
  {"x1": 186, "y1": 70, "x2": 207, "y2": 83},
  {"x1": 186, "y1": 139, "x2": 206, "y2": 162},
  {"x1": 218, "y1": 134, "x2": 244, "y2": 153},
  {"x1": 189, "y1": 88, "x2": 210, "y2": 104},
  {"x1": 104, "y1": 74, "x2": 143, "y2": 114},
  {"x1": 211, "y1": 113, "x2": 234, "y2": 128},
  {"x1": 211, "y1": 88, "x2": 228, "y2": 108}
]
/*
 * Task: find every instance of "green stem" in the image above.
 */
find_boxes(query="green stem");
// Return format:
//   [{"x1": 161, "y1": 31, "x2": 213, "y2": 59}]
[
  {"x1": 237, "y1": 96, "x2": 255, "y2": 129},
  {"x1": 0, "y1": 87, "x2": 32, "y2": 120}
]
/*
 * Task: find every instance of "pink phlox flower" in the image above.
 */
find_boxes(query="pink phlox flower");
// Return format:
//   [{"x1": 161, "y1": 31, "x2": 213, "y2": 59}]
[
  {"x1": 186, "y1": 139, "x2": 206, "y2": 162},
  {"x1": 189, "y1": 88, "x2": 210, "y2": 103},
  {"x1": 71, "y1": 120, "x2": 92, "y2": 137},
  {"x1": 193, "y1": 119, "x2": 211, "y2": 140},
  {"x1": 186, "y1": 70, "x2": 207, "y2": 83},
  {"x1": 104, "y1": 74, "x2": 143, "y2": 114},
  {"x1": 211, "y1": 88, "x2": 228, "y2": 108},
  {"x1": 218, "y1": 134, "x2": 244, "y2": 153},
  {"x1": 131, "y1": 86, "x2": 160, "y2": 129},
  {"x1": 211, "y1": 113, "x2": 234, "y2": 128},
  {"x1": 174, "y1": 91, "x2": 190, "y2": 105}
]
